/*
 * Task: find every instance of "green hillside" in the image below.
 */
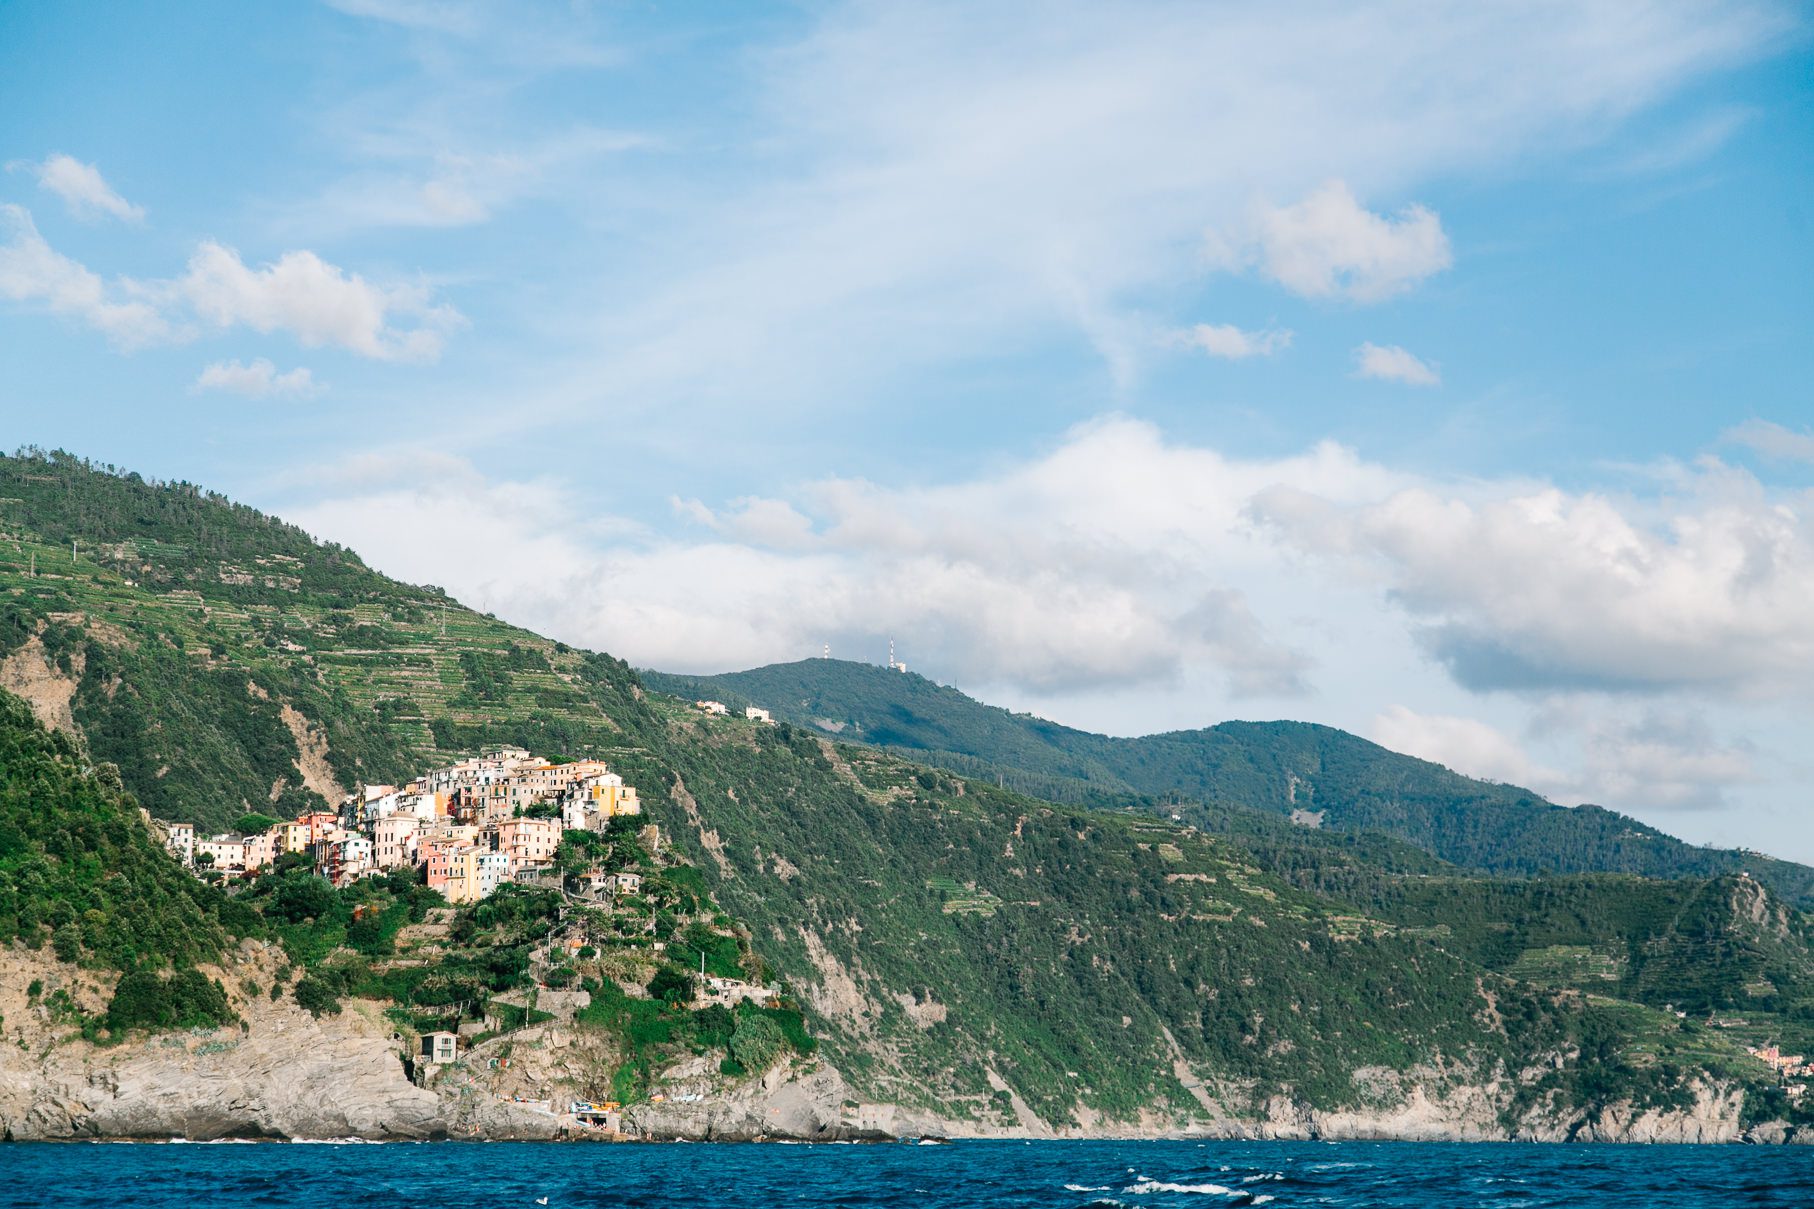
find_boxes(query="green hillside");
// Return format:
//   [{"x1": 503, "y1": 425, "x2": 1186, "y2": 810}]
[
  {"x1": 3, "y1": 447, "x2": 1809, "y2": 1131},
  {"x1": 644, "y1": 659, "x2": 1814, "y2": 901},
  {"x1": 0, "y1": 687, "x2": 251, "y2": 1036},
  {"x1": 0, "y1": 688, "x2": 242, "y2": 973}
]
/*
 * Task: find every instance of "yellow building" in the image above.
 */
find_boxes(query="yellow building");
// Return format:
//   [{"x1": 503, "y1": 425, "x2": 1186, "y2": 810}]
[{"x1": 584, "y1": 777, "x2": 641, "y2": 818}]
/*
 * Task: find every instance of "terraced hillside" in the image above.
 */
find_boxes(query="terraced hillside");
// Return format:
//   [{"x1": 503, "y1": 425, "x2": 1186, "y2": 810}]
[
  {"x1": 644, "y1": 659, "x2": 1814, "y2": 902},
  {"x1": 0, "y1": 451, "x2": 647, "y2": 830},
  {"x1": 4, "y1": 448, "x2": 1812, "y2": 1137}
]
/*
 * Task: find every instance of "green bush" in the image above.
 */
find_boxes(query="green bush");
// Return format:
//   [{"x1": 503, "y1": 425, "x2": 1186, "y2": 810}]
[
  {"x1": 292, "y1": 977, "x2": 341, "y2": 1016},
  {"x1": 52, "y1": 922, "x2": 83, "y2": 963},
  {"x1": 107, "y1": 968, "x2": 234, "y2": 1032},
  {"x1": 647, "y1": 965, "x2": 694, "y2": 1006},
  {"x1": 728, "y1": 1011, "x2": 786, "y2": 1074}
]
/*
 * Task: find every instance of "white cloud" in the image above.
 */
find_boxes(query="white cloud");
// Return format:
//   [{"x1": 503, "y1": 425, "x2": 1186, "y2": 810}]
[
  {"x1": 296, "y1": 419, "x2": 1814, "y2": 707},
  {"x1": 291, "y1": 130, "x2": 650, "y2": 233},
  {"x1": 0, "y1": 204, "x2": 172, "y2": 347},
  {"x1": 1597, "y1": 105, "x2": 1753, "y2": 177},
  {"x1": 194, "y1": 358, "x2": 318, "y2": 398},
  {"x1": 1371, "y1": 701, "x2": 1756, "y2": 811},
  {"x1": 324, "y1": 0, "x2": 482, "y2": 36},
  {"x1": 1176, "y1": 323, "x2": 1292, "y2": 360},
  {"x1": 1724, "y1": 418, "x2": 1814, "y2": 464},
  {"x1": 1370, "y1": 704, "x2": 1562, "y2": 789},
  {"x1": 1353, "y1": 341, "x2": 1440, "y2": 386},
  {"x1": 1211, "y1": 180, "x2": 1452, "y2": 302},
  {"x1": 1555, "y1": 705, "x2": 1757, "y2": 811},
  {"x1": 0, "y1": 205, "x2": 459, "y2": 360},
  {"x1": 323, "y1": 0, "x2": 618, "y2": 66},
  {"x1": 172, "y1": 242, "x2": 462, "y2": 361},
  {"x1": 14, "y1": 154, "x2": 145, "y2": 223},
  {"x1": 1254, "y1": 460, "x2": 1814, "y2": 698},
  {"x1": 291, "y1": 417, "x2": 1404, "y2": 697}
]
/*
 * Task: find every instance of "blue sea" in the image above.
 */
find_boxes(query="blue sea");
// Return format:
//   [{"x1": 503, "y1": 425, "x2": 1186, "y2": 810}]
[{"x1": 3, "y1": 1139, "x2": 1812, "y2": 1208}]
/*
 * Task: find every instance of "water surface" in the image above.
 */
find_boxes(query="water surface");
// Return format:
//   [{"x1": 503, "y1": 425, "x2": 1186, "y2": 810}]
[{"x1": 5, "y1": 1138, "x2": 1812, "y2": 1208}]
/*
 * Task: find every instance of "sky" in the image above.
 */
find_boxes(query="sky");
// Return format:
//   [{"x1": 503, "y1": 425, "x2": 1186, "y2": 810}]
[{"x1": 2, "y1": 1, "x2": 1813, "y2": 856}]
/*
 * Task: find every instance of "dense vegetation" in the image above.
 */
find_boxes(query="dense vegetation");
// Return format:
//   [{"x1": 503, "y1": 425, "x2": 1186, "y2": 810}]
[
  {"x1": 4, "y1": 448, "x2": 1810, "y2": 1128},
  {"x1": 0, "y1": 688, "x2": 247, "y2": 1033},
  {"x1": 0, "y1": 677, "x2": 810, "y2": 1087},
  {"x1": 645, "y1": 660, "x2": 1814, "y2": 902}
]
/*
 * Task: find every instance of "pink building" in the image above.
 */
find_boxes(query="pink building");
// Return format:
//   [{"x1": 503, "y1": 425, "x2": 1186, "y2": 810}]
[
  {"x1": 243, "y1": 829, "x2": 279, "y2": 872},
  {"x1": 373, "y1": 814, "x2": 423, "y2": 870},
  {"x1": 494, "y1": 817, "x2": 562, "y2": 870}
]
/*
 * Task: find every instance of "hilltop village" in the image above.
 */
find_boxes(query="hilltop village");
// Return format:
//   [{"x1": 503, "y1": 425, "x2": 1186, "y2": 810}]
[{"x1": 156, "y1": 747, "x2": 645, "y2": 903}]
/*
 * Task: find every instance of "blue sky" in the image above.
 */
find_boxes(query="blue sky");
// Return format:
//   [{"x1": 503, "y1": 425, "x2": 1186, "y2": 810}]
[{"x1": 3, "y1": 2, "x2": 1814, "y2": 856}]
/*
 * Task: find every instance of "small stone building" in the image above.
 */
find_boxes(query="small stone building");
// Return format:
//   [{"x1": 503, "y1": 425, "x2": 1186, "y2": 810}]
[{"x1": 420, "y1": 1031, "x2": 458, "y2": 1065}]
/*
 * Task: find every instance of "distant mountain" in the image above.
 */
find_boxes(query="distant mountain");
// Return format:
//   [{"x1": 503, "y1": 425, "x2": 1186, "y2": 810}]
[{"x1": 642, "y1": 659, "x2": 1814, "y2": 902}]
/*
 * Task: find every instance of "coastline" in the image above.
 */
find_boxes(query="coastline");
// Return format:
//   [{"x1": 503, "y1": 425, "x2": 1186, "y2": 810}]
[{"x1": 7, "y1": 943, "x2": 1810, "y2": 1148}]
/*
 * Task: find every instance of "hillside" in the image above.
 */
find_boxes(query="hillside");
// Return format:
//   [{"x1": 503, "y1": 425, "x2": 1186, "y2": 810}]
[
  {"x1": 644, "y1": 660, "x2": 1814, "y2": 902},
  {"x1": 0, "y1": 688, "x2": 245, "y2": 1034},
  {"x1": 4, "y1": 447, "x2": 1814, "y2": 1140}
]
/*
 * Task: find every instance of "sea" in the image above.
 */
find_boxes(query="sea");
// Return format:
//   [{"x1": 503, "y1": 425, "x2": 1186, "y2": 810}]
[{"x1": 3, "y1": 1139, "x2": 1812, "y2": 1208}]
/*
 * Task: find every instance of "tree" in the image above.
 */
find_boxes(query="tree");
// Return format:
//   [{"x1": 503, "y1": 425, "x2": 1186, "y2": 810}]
[
  {"x1": 52, "y1": 922, "x2": 82, "y2": 963},
  {"x1": 292, "y1": 977, "x2": 341, "y2": 1016},
  {"x1": 729, "y1": 1012, "x2": 786, "y2": 1074},
  {"x1": 647, "y1": 965, "x2": 695, "y2": 1006},
  {"x1": 272, "y1": 875, "x2": 337, "y2": 924}
]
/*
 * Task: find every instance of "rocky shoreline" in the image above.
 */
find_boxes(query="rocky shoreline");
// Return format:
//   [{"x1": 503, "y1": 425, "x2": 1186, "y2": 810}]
[{"x1": 6, "y1": 944, "x2": 1811, "y2": 1146}]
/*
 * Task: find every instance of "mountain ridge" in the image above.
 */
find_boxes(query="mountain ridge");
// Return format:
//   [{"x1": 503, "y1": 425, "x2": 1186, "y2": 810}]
[{"x1": 641, "y1": 658, "x2": 1814, "y2": 902}]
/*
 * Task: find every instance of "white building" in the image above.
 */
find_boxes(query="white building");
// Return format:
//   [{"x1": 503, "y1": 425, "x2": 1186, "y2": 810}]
[
  {"x1": 196, "y1": 834, "x2": 247, "y2": 873},
  {"x1": 744, "y1": 706, "x2": 772, "y2": 723},
  {"x1": 164, "y1": 822, "x2": 195, "y2": 867},
  {"x1": 476, "y1": 851, "x2": 511, "y2": 898}
]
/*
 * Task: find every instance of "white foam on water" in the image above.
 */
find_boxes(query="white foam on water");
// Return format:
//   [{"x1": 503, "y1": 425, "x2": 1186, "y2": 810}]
[
  {"x1": 1123, "y1": 1178, "x2": 1251, "y2": 1199},
  {"x1": 1065, "y1": 1185, "x2": 1112, "y2": 1193}
]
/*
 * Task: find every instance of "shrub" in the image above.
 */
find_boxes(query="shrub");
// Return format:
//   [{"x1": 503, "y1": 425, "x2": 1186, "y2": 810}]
[
  {"x1": 271, "y1": 876, "x2": 337, "y2": 925},
  {"x1": 292, "y1": 977, "x2": 341, "y2": 1016},
  {"x1": 728, "y1": 1012, "x2": 786, "y2": 1074},
  {"x1": 107, "y1": 968, "x2": 233, "y2": 1032},
  {"x1": 647, "y1": 965, "x2": 695, "y2": 1006}
]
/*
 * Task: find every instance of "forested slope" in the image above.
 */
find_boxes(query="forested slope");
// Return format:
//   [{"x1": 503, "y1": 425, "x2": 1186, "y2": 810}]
[{"x1": 646, "y1": 660, "x2": 1814, "y2": 902}]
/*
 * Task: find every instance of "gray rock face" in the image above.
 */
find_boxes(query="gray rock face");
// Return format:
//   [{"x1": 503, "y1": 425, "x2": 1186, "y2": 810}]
[
  {"x1": 1, "y1": 944, "x2": 444, "y2": 1140},
  {"x1": 5, "y1": 942, "x2": 1808, "y2": 1144},
  {"x1": 624, "y1": 1058, "x2": 891, "y2": 1142}
]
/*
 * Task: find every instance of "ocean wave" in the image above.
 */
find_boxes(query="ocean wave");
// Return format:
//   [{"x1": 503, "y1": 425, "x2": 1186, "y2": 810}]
[{"x1": 1123, "y1": 1178, "x2": 1252, "y2": 1199}]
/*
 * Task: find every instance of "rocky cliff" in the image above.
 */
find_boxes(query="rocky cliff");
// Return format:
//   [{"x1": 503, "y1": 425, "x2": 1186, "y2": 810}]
[{"x1": 6, "y1": 938, "x2": 1810, "y2": 1144}]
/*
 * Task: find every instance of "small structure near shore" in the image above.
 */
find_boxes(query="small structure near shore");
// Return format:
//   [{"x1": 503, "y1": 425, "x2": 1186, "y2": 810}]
[{"x1": 421, "y1": 1031, "x2": 458, "y2": 1065}]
